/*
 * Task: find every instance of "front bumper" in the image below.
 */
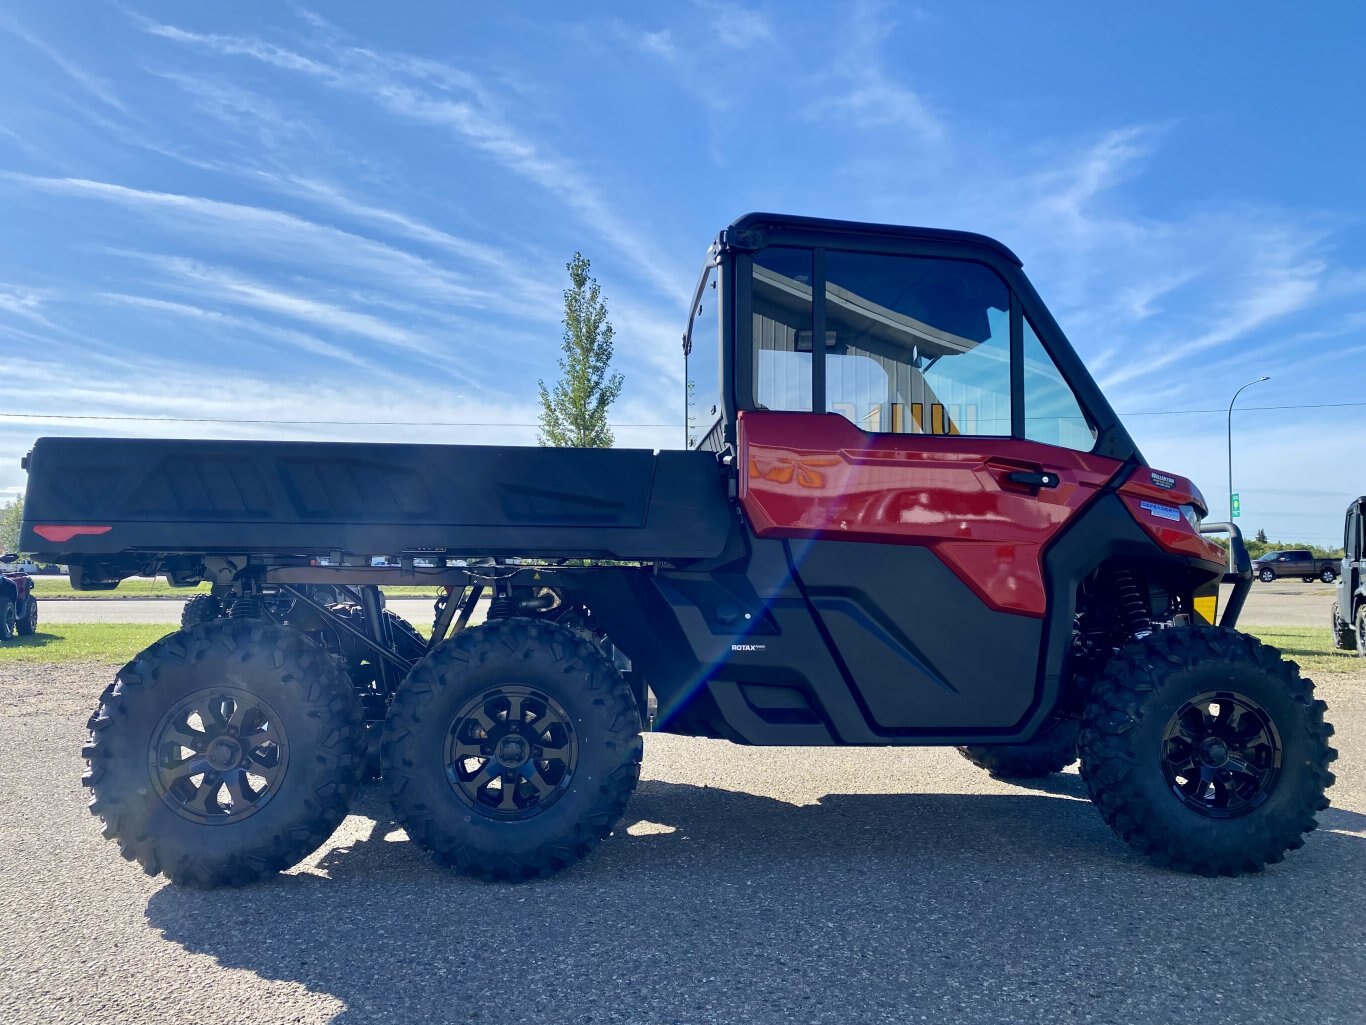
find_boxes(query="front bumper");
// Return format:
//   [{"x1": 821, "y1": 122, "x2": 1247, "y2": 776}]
[{"x1": 1198, "y1": 520, "x2": 1253, "y2": 629}]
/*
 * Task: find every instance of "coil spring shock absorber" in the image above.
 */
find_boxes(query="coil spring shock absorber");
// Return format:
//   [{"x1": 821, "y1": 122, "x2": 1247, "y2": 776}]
[
  {"x1": 486, "y1": 581, "x2": 515, "y2": 621},
  {"x1": 1111, "y1": 567, "x2": 1152, "y2": 640},
  {"x1": 227, "y1": 596, "x2": 267, "y2": 620}
]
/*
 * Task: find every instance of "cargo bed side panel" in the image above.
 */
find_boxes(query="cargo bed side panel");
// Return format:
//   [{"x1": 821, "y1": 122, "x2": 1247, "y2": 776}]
[{"x1": 20, "y1": 438, "x2": 731, "y2": 560}]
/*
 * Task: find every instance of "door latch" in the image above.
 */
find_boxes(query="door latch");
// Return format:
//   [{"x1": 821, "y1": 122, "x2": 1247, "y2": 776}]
[{"x1": 1006, "y1": 470, "x2": 1060, "y2": 489}]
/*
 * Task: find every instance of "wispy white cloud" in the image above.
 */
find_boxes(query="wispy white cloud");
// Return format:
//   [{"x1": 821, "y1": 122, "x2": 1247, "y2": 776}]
[
  {"x1": 97, "y1": 292, "x2": 387, "y2": 374},
  {"x1": 804, "y1": 0, "x2": 944, "y2": 146},
  {"x1": 132, "y1": 13, "x2": 691, "y2": 299},
  {"x1": 1, "y1": 17, "x2": 128, "y2": 113},
  {"x1": 4, "y1": 173, "x2": 548, "y2": 320},
  {"x1": 639, "y1": 29, "x2": 678, "y2": 63},
  {"x1": 0, "y1": 285, "x2": 57, "y2": 329},
  {"x1": 700, "y1": 3, "x2": 774, "y2": 49}
]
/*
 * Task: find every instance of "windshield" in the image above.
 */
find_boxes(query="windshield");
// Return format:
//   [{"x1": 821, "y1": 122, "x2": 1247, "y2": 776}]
[{"x1": 684, "y1": 253, "x2": 721, "y2": 449}]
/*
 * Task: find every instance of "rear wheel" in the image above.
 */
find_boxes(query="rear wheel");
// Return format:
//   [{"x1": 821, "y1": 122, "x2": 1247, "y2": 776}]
[
  {"x1": 958, "y1": 717, "x2": 1079, "y2": 779},
  {"x1": 1320, "y1": 567, "x2": 1337, "y2": 584},
  {"x1": 0, "y1": 599, "x2": 15, "y2": 641},
  {"x1": 1357, "y1": 607, "x2": 1366, "y2": 660},
  {"x1": 383, "y1": 618, "x2": 642, "y2": 880},
  {"x1": 1079, "y1": 627, "x2": 1335, "y2": 875},
  {"x1": 82, "y1": 620, "x2": 365, "y2": 887},
  {"x1": 180, "y1": 594, "x2": 223, "y2": 629},
  {"x1": 15, "y1": 598, "x2": 37, "y2": 636},
  {"x1": 323, "y1": 606, "x2": 428, "y2": 777}
]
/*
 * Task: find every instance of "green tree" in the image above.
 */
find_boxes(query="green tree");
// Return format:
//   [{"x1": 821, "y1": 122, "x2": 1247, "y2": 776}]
[
  {"x1": 1255, "y1": 527, "x2": 1268, "y2": 544},
  {"x1": 0, "y1": 496, "x2": 23, "y2": 554},
  {"x1": 537, "y1": 252, "x2": 624, "y2": 448}
]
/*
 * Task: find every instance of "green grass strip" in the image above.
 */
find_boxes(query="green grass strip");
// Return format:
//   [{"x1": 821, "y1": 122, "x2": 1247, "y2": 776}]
[{"x1": 32, "y1": 578, "x2": 445, "y2": 600}]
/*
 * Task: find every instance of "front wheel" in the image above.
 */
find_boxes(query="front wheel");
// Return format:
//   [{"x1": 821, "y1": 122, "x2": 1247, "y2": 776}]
[
  {"x1": 1331, "y1": 602, "x2": 1357, "y2": 651},
  {"x1": 1258, "y1": 568, "x2": 1275, "y2": 583},
  {"x1": 0, "y1": 599, "x2": 15, "y2": 640},
  {"x1": 1357, "y1": 607, "x2": 1366, "y2": 660},
  {"x1": 1079, "y1": 627, "x2": 1335, "y2": 875},
  {"x1": 958, "y1": 717, "x2": 1078, "y2": 779},
  {"x1": 382, "y1": 618, "x2": 642, "y2": 880},
  {"x1": 15, "y1": 598, "x2": 37, "y2": 636}
]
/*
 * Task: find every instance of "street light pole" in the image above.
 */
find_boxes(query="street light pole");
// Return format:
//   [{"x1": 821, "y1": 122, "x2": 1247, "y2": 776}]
[{"x1": 1227, "y1": 375, "x2": 1270, "y2": 521}]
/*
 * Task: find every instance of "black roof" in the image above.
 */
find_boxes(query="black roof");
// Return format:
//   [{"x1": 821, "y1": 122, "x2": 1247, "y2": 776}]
[{"x1": 725, "y1": 211, "x2": 1023, "y2": 267}]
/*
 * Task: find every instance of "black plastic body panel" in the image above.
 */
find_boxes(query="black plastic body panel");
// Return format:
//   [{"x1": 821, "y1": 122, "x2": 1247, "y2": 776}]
[
  {"x1": 20, "y1": 437, "x2": 733, "y2": 562},
  {"x1": 573, "y1": 490, "x2": 1226, "y2": 747}
]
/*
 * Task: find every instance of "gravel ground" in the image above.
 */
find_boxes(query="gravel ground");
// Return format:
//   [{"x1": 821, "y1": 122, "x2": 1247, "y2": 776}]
[{"x1": 2, "y1": 658, "x2": 1364, "y2": 1025}]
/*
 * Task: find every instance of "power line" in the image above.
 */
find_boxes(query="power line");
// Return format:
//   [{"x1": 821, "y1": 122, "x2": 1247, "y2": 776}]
[
  {"x1": 0, "y1": 397, "x2": 1363, "y2": 430},
  {"x1": 1121, "y1": 400, "x2": 1366, "y2": 416},
  {"x1": 0, "y1": 413, "x2": 678, "y2": 429}
]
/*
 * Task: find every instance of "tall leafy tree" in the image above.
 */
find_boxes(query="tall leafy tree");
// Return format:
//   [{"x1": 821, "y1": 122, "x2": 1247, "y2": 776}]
[
  {"x1": 538, "y1": 252, "x2": 624, "y2": 447},
  {"x1": 0, "y1": 497, "x2": 23, "y2": 554}
]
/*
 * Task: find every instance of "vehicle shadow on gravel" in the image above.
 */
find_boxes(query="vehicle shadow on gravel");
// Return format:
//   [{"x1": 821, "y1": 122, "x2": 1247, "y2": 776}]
[{"x1": 144, "y1": 780, "x2": 1366, "y2": 1025}]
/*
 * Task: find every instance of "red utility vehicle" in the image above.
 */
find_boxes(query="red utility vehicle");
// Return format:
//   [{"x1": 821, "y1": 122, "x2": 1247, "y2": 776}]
[
  {"x1": 0, "y1": 555, "x2": 39, "y2": 640},
  {"x1": 21, "y1": 213, "x2": 1335, "y2": 887}
]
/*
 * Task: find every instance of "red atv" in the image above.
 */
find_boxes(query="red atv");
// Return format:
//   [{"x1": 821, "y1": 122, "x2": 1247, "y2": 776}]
[{"x1": 0, "y1": 555, "x2": 39, "y2": 640}]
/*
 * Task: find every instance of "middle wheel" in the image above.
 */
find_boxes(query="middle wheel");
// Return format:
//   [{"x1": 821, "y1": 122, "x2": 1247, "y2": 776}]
[{"x1": 382, "y1": 617, "x2": 643, "y2": 880}]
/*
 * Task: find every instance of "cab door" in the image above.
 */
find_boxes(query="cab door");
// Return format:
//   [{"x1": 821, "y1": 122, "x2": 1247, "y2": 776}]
[{"x1": 735, "y1": 242, "x2": 1125, "y2": 733}]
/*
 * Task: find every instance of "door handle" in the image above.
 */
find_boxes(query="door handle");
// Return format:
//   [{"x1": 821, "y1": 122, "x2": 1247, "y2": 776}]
[{"x1": 1006, "y1": 470, "x2": 1060, "y2": 489}]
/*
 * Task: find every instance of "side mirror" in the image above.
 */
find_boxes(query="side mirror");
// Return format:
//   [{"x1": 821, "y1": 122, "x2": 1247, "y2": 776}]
[{"x1": 0, "y1": 554, "x2": 16, "y2": 564}]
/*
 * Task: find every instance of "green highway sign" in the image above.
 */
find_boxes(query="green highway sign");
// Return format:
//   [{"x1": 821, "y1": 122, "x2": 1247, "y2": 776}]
[{"x1": 1231, "y1": 493, "x2": 1241, "y2": 518}]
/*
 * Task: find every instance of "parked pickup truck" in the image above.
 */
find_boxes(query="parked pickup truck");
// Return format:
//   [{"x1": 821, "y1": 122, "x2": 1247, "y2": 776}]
[{"x1": 1254, "y1": 549, "x2": 1338, "y2": 583}]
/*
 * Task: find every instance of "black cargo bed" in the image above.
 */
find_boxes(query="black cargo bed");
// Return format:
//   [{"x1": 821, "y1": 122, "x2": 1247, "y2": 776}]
[{"x1": 20, "y1": 437, "x2": 732, "y2": 561}]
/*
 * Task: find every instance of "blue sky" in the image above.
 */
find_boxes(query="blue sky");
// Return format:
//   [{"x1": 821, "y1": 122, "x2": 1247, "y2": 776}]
[{"x1": 1, "y1": 1, "x2": 1363, "y2": 545}]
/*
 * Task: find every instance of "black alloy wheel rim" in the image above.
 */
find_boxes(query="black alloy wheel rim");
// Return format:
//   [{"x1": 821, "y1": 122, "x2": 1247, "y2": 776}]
[
  {"x1": 443, "y1": 685, "x2": 578, "y2": 820},
  {"x1": 1160, "y1": 690, "x2": 1282, "y2": 818},
  {"x1": 149, "y1": 687, "x2": 289, "y2": 824}
]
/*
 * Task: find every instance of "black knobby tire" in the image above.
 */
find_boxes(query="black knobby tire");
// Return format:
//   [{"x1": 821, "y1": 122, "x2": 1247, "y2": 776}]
[
  {"x1": 1330, "y1": 602, "x2": 1357, "y2": 652},
  {"x1": 958, "y1": 717, "x2": 1079, "y2": 779},
  {"x1": 325, "y1": 605, "x2": 428, "y2": 664},
  {"x1": 1258, "y1": 568, "x2": 1275, "y2": 583},
  {"x1": 15, "y1": 598, "x2": 37, "y2": 636},
  {"x1": 324, "y1": 605, "x2": 429, "y2": 778},
  {"x1": 180, "y1": 593, "x2": 224, "y2": 629},
  {"x1": 382, "y1": 617, "x2": 642, "y2": 881},
  {"x1": 82, "y1": 619, "x2": 366, "y2": 887},
  {"x1": 0, "y1": 599, "x2": 15, "y2": 641},
  {"x1": 1079, "y1": 627, "x2": 1335, "y2": 875},
  {"x1": 1357, "y1": 607, "x2": 1366, "y2": 660}
]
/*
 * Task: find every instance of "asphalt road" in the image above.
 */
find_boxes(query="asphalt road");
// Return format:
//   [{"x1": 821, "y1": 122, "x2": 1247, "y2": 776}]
[
  {"x1": 39, "y1": 597, "x2": 442, "y2": 626},
  {"x1": 2, "y1": 659, "x2": 1364, "y2": 1025},
  {"x1": 35, "y1": 582, "x2": 1338, "y2": 629}
]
